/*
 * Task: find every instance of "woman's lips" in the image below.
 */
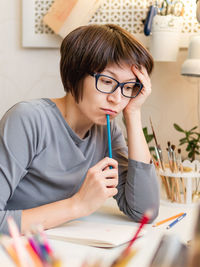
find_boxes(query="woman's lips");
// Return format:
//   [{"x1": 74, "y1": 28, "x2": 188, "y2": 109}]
[{"x1": 101, "y1": 108, "x2": 117, "y2": 115}]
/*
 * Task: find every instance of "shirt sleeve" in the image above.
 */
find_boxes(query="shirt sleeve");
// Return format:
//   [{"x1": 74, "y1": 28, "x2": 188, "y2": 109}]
[
  {"x1": 0, "y1": 103, "x2": 41, "y2": 234},
  {"x1": 111, "y1": 120, "x2": 160, "y2": 223}
]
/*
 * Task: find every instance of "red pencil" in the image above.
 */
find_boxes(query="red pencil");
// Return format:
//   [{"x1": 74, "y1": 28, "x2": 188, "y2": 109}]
[
  {"x1": 111, "y1": 211, "x2": 152, "y2": 267},
  {"x1": 122, "y1": 210, "x2": 152, "y2": 256}
]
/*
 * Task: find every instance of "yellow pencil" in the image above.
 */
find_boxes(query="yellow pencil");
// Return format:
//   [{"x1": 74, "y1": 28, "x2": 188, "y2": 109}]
[
  {"x1": 152, "y1": 212, "x2": 185, "y2": 227},
  {"x1": 111, "y1": 250, "x2": 137, "y2": 267}
]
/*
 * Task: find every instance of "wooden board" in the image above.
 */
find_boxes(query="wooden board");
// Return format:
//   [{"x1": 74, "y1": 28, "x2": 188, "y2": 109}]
[{"x1": 43, "y1": 0, "x2": 103, "y2": 38}]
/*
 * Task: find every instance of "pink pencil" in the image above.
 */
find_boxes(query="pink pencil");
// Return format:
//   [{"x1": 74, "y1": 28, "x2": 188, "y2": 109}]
[{"x1": 7, "y1": 216, "x2": 34, "y2": 267}]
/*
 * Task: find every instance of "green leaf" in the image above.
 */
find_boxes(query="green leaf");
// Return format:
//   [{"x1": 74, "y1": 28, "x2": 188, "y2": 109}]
[
  {"x1": 143, "y1": 127, "x2": 147, "y2": 135},
  {"x1": 188, "y1": 151, "x2": 194, "y2": 158},
  {"x1": 186, "y1": 145, "x2": 191, "y2": 151},
  {"x1": 173, "y1": 123, "x2": 184, "y2": 132},
  {"x1": 174, "y1": 122, "x2": 200, "y2": 160},
  {"x1": 147, "y1": 136, "x2": 154, "y2": 143},
  {"x1": 143, "y1": 127, "x2": 153, "y2": 144},
  {"x1": 149, "y1": 147, "x2": 154, "y2": 152},
  {"x1": 179, "y1": 141, "x2": 186, "y2": 145},
  {"x1": 179, "y1": 138, "x2": 187, "y2": 142},
  {"x1": 189, "y1": 126, "x2": 198, "y2": 132}
]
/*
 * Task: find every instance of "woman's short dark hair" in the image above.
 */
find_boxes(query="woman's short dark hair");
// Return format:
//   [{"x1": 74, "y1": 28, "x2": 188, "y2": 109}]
[{"x1": 60, "y1": 24, "x2": 154, "y2": 103}]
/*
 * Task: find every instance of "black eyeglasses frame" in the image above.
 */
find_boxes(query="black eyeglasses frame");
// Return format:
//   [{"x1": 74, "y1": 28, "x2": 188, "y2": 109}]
[{"x1": 89, "y1": 72, "x2": 143, "y2": 99}]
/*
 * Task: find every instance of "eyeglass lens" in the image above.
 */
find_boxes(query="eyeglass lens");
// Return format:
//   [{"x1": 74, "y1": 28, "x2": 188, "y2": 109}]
[{"x1": 97, "y1": 75, "x2": 142, "y2": 98}]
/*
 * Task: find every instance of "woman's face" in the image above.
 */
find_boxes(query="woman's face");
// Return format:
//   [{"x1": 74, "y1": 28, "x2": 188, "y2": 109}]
[{"x1": 77, "y1": 62, "x2": 137, "y2": 125}]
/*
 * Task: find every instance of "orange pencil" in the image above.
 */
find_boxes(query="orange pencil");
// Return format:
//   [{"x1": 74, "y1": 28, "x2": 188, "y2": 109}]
[
  {"x1": 152, "y1": 212, "x2": 184, "y2": 227},
  {"x1": 25, "y1": 241, "x2": 44, "y2": 267}
]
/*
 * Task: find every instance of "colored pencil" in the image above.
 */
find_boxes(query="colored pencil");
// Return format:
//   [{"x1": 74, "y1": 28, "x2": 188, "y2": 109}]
[
  {"x1": 111, "y1": 249, "x2": 137, "y2": 267},
  {"x1": 166, "y1": 213, "x2": 187, "y2": 229},
  {"x1": 25, "y1": 241, "x2": 44, "y2": 267},
  {"x1": 0, "y1": 235, "x2": 21, "y2": 267},
  {"x1": 106, "y1": 114, "x2": 112, "y2": 158},
  {"x1": 153, "y1": 212, "x2": 185, "y2": 227},
  {"x1": 36, "y1": 225, "x2": 53, "y2": 255},
  {"x1": 122, "y1": 210, "x2": 151, "y2": 256},
  {"x1": 7, "y1": 216, "x2": 34, "y2": 267}
]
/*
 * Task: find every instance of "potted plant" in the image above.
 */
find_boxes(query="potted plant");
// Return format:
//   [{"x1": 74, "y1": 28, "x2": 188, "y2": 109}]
[{"x1": 173, "y1": 123, "x2": 200, "y2": 161}]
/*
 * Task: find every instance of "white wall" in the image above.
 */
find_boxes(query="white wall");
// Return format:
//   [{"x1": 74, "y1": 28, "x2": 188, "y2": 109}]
[
  {"x1": 0, "y1": 0, "x2": 199, "y2": 160},
  {"x1": 0, "y1": 0, "x2": 64, "y2": 118}
]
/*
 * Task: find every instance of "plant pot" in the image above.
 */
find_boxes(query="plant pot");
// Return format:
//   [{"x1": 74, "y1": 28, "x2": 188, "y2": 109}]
[{"x1": 149, "y1": 15, "x2": 183, "y2": 62}]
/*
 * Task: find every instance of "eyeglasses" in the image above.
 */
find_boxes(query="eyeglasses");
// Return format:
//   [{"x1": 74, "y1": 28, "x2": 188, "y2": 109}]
[{"x1": 89, "y1": 72, "x2": 143, "y2": 98}]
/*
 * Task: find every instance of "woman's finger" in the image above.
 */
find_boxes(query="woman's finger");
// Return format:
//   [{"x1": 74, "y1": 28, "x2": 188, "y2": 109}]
[
  {"x1": 105, "y1": 177, "x2": 118, "y2": 188},
  {"x1": 102, "y1": 167, "x2": 118, "y2": 187},
  {"x1": 132, "y1": 65, "x2": 151, "y2": 94},
  {"x1": 107, "y1": 187, "x2": 118, "y2": 197},
  {"x1": 93, "y1": 157, "x2": 118, "y2": 171},
  {"x1": 132, "y1": 65, "x2": 150, "y2": 84}
]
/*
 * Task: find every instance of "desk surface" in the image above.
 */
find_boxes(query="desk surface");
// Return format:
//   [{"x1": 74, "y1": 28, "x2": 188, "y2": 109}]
[{"x1": 48, "y1": 198, "x2": 198, "y2": 267}]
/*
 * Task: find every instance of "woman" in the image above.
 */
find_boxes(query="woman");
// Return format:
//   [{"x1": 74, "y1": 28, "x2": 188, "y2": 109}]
[{"x1": 0, "y1": 24, "x2": 159, "y2": 234}]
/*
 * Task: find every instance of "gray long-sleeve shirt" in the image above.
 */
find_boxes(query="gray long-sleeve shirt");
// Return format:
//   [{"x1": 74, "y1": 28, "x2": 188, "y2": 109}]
[{"x1": 0, "y1": 98, "x2": 159, "y2": 234}]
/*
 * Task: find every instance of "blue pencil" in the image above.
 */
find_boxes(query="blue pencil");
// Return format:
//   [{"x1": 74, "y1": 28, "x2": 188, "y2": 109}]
[
  {"x1": 106, "y1": 115, "x2": 113, "y2": 170},
  {"x1": 166, "y1": 213, "x2": 187, "y2": 229},
  {"x1": 106, "y1": 114, "x2": 112, "y2": 159}
]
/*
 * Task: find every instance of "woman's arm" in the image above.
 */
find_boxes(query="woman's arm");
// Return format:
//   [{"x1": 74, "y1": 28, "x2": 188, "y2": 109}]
[
  {"x1": 22, "y1": 157, "x2": 118, "y2": 233},
  {"x1": 124, "y1": 110, "x2": 151, "y2": 163},
  {"x1": 111, "y1": 121, "x2": 159, "y2": 223},
  {"x1": 21, "y1": 197, "x2": 79, "y2": 233},
  {"x1": 112, "y1": 65, "x2": 159, "y2": 222},
  {"x1": 123, "y1": 65, "x2": 152, "y2": 164}
]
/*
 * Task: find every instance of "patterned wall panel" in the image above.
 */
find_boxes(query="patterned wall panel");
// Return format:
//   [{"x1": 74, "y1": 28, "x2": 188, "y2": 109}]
[{"x1": 23, "y1": 0, "x2": 200, "y2": 47}]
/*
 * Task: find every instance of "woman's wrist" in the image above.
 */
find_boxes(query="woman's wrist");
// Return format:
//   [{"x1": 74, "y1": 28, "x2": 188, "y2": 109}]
[
  {"x1": 71, "y1": 193, "x2": 89, "y2": 218},
  {"x1": 123, "y1": 109, "x2": 142, "y2": 127}
]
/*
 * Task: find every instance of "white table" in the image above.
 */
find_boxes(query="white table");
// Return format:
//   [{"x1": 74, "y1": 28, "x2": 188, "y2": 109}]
[{"x1": 48, "y1": 198, "x2": 198, "y2": 267}]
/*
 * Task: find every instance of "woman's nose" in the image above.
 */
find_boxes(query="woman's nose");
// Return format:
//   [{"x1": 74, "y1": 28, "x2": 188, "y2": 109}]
[{"x1": 107, "y1": 86, "x2": 122, "y2": 104}]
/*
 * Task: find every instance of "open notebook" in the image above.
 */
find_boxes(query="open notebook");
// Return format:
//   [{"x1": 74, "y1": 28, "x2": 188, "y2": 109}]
[{"x1": 45, "y1": 220, "x2": 146, "y2": 248}]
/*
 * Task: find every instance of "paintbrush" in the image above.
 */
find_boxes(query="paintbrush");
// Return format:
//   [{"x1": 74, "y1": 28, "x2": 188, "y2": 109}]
[
  {"x1": 149, "y1": 117, "x2": 159, "y2": 148},
  {"x1": 171, "y1": 145, "x2": 178, "y2": 173},
  {"x1": 157, "y1": 145, "x2": 165, "y2": 171},
  {"x1": 167, "y1": 141, "x2": 172, "y2": 158},
  {"x1": 177, "y1": 148, "x2": 183, "y2": 172},
  {"x1": 166, "y1": 147, "x2": 173, "y2": 172},
  {"x1": 171, "y1": 145, "x2": 182, "y2": 202},
  {"x1": 154, "y1": 146, "x2": 162, "y2": 169},
  {"x1": 177, "y1": 148, "x2": 186, "y2": 203}
]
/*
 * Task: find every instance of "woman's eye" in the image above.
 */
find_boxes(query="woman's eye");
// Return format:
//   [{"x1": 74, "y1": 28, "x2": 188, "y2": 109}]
[
  {"x1": 124, "y1": 85, "x2": 134, "y2": 90},
  {"x1": 101, "y1": 79, "x2": 112, "y2": 85}
]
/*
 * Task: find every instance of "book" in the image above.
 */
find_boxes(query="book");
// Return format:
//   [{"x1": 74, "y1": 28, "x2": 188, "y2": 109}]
[
  {"x1": 45, "y1": 220, "x2": 146, "y2": 248},
  {"x1": 43, "y1": 0, "x2": 103, "y2": 38}
]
